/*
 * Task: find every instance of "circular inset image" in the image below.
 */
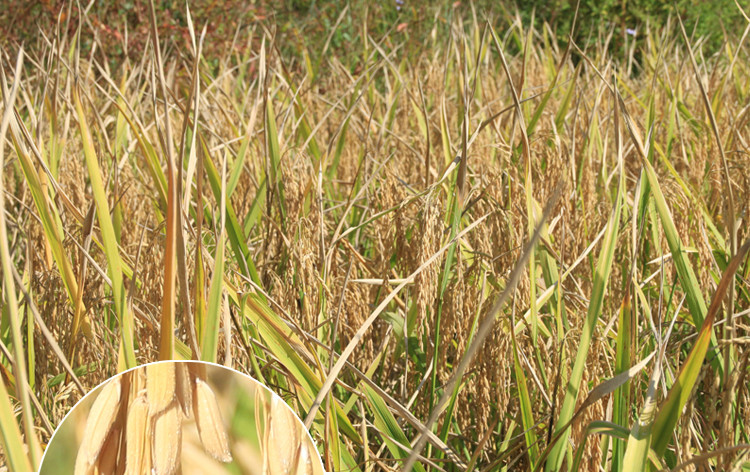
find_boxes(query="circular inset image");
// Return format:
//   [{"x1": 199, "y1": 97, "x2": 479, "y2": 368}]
[{"x1": 39, "y1": 361, "x2": 324, "y2": 475}]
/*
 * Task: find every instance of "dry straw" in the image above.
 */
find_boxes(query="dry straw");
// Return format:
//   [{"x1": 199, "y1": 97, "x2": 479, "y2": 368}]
[{"x1": 73, "y1": 362, "x2": 231, "y2": 475}]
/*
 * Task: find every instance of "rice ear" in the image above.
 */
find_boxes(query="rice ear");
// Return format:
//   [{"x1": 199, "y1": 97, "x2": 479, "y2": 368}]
[
  {"x1": 193, "y1": 378, "x2": 232, "y2": 462},
  {"x1": 152, "y1": 401, "x2": 183, "y2": 475},
  {"x1": 79, "y1": 379, "x2": 122, "y2": 465},
  {"x1": 147, "y1": 363, "x2": 176, "y2": 414}
]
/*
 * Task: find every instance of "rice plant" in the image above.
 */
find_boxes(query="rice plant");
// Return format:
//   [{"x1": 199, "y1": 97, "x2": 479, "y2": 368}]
[{"x1": 1, "y1": 0, "x2": 750, "y2": 471}]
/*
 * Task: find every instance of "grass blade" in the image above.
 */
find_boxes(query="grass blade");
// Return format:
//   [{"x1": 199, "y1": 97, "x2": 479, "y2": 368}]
[
  {"x1": 0, "y1": 45, "x2": 40, "y2": 471},
  {"x1": 362, "y1": 385, "x2": 425, "y2": 471},
  {"x1": 201, "y1": 149, "x2": 227, "y2": 362},
  {"x1": 650, "y1": 239, "x2": 750, "y2": 458},
  {"x1": 147, "y1": 0, "x2": 177, "y2": 360},
  {"x1": 546, "y1": 92, "x2": 624, "y2": 469},
  {"x1": 73, "y1": 84, "x2": 136, "y2": 369}
]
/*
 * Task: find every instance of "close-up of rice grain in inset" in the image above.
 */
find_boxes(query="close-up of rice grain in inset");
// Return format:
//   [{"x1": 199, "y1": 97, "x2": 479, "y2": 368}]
[{"x1": 39, "y1": 361, "x2": 325, "y2": 475}]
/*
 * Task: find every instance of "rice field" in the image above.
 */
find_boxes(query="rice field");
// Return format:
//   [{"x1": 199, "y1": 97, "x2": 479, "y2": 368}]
[{"x1": 1, "y1": 0, "x2": 750, "y2": 471}]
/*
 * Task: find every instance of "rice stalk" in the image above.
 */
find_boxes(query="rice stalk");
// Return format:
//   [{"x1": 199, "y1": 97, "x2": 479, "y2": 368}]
[{"x1": 0, "y1": 46, "x2": 39, "y2": 472}]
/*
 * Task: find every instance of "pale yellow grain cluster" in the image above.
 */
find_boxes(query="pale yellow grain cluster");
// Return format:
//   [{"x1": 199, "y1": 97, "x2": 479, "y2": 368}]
[
  {"x1": 256, "y1": 390, "x2": 322, "y2": 475},
  {"x1": 74, "y1": 362, "x2": 232, "y2": 475},
  {"x1": 194, "y1": 379, "x2": 232, "y2": 462}
]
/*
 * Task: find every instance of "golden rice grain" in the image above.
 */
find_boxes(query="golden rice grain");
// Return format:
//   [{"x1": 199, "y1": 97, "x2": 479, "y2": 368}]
[
  {"x1": 78, "y1": 378, "x2": 121, "y2": 466},
  {"x1": 256, "y1": 390, "x2": 320, "y2": 475},
  {"x1": 147, "y1": 363, "x2": 176, "y2": 414},
  {"x1": 267, "y1": 395, "x2": 300, "y2": 475},
  {"x1": 152, "y1": 401, "x2": 183, "y2": 475},
  {"x1": 124, "y1": 393, "x2": 149, "y2": 475},
  {"x1": 193, "y1": 378, "x2": 232, "y2": 463}
]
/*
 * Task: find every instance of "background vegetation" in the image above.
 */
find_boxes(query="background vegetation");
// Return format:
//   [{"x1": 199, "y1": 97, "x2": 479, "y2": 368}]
[
  {"x1": 4, "y1": 0, "x2": 748, "y2": 68},
  {"x1": 1, "y1": 0, "x2": 750, "y2": 472}
]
